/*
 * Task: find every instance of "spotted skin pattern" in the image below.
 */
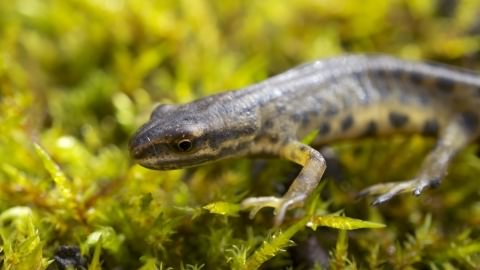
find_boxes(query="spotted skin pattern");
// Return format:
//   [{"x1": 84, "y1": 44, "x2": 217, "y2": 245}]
[{"x1": 129, "y1": 55, "x2": 480, "y2": 225}]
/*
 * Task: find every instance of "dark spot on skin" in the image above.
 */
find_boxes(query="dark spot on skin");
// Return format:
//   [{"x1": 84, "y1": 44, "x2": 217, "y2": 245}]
[
  {"x1": 291, "y1": 114, "x2": 302, "y2": 122},
  {"x1": 325, "y1": 106, "x2": 338, "y2": 116},
  {"x1": 319, "y1": 123, "x2": 330, "y2": 135},
  {"x1": 418, "y1": 93, "x2": 430, "y2": 105},
  {"x1": 372, "y1": 69, "x2": 386, "y2": 77},
  {"x1": 264, "y1": 119, "x2": 274, "y2": 129},
  {"x1": 422, "y1": 119, "x2": 439, "y2": 136},
  {"x1": 362, "y1": 121, "x2": 377, "y2": 136},
  {"x1": 435, "y1": 77, "x2": 455, "y2": 93},
  {"x1": 269, "y1": 135, "x2": 279, "y2": 144},
  {"x1": 276, "y1": 105, "x2": 286, "y2": 113},
  {"x1": 459, "y1": 111, "x2": 479, "y2": 133},
  {"x1": 389, "y1": 69, "x2": 403, "y2": 79},
  {"x1": 291, "y1": 113, "x2": 310, "y2": 127},
  {"x1": 299, "y1": 145, "x2": 308, "y2": 152},
  {"x1": 309, "y1": 110, "x2": 319, "y2": 117},
  {"x1": 409, "y1": 71, "x2": 423, "y2": 85},
  {"x1": 389, "y1": 112, "x2": 409, "y2": 128},
  {"x1": 429, "y1": 177, "x2": 442, "y2": 188},
  {"x1": 302, "y1": 115, "x2": 310, "y2": 126},
  {"x1": 341, "y1": 115, "x2": 354, "y2": 131},
  {"x1": 352, "y1": 71, "x2": 362, "y2": 81}
]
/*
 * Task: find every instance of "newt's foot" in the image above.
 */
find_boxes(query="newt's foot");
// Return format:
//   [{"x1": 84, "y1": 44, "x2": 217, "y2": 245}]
[
  {"x1": 358, "y1": 178, "x2": 441, "y2": 205},
  {"x1": 241, "y1": 194, "x2": 306, "y2": 226}
]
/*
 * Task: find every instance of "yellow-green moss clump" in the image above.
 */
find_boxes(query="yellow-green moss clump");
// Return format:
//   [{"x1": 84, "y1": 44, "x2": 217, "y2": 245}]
[{"x1": 1, "y1": 0, "x2": 480, "y2": 269}]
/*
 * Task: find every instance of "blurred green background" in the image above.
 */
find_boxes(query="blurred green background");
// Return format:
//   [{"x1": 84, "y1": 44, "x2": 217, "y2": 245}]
[{"x1": 1, "y1": 0, "x2": 480, "y2": 269}]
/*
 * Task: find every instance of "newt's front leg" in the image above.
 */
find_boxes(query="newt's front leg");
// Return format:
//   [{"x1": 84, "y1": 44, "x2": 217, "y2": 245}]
[{"x1": 242, "y1": 140, "x2": 326, "y2": 226}]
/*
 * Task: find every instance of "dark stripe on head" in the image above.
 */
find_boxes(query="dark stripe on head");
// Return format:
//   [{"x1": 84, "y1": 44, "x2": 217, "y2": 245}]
[{"x1": 208, "y1": 126, "x2": 256, "y2": 148}]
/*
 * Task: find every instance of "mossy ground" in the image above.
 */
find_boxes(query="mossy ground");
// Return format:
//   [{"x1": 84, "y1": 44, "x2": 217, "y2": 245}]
[{"x1": 1, "y1": 0, "x2": 480, "y2": 269}]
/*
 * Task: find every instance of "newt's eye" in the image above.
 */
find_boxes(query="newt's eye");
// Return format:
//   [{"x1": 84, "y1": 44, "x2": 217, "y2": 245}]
[{"x1": 176, "y1": 139, "x2": 193, "y2": 152}]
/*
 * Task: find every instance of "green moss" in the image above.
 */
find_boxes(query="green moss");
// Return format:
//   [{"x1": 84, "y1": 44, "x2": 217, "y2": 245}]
[{"x1": 1, "y1": 0, "x2": 480, "y2": 269}]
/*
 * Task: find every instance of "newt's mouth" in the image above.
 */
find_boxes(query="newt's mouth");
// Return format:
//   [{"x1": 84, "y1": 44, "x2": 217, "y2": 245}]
[{"x1": 133, "y1": 154, "x2": 215, "y2": 171}]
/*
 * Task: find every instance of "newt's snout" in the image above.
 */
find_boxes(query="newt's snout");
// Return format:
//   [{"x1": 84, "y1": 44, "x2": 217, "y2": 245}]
[{"x1": 129, "y1": 128, "x2": 152, "y2": 161}]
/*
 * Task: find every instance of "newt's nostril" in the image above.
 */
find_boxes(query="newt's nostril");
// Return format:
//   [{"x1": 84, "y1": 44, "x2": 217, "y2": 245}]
[
  {"x1": 130, "y1": 146, "x2": 143, "y2": 160},
  {"x1": 129, "y1": 133, "x2": 148, "y2": 160}
]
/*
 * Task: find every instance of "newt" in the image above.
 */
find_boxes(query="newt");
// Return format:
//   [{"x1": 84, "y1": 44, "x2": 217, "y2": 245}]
[{"x1": 129, "y1": 55, "x2": 480, "y2": 225}]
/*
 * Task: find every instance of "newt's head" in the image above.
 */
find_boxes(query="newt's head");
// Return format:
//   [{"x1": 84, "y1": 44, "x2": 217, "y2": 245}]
[{"x1": 129, "y1": 102, "x2": 258, "y2": 170}]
